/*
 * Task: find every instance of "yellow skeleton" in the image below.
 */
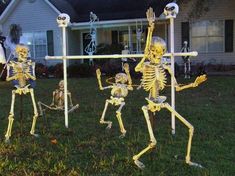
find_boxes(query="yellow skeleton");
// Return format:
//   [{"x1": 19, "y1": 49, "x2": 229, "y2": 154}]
[
  {"x1": 38, "y1": 80, "x2": 79, "y2": 116},
  {"x1": 133, "y1": 7, "x2": 207, "y2": 169},
  {"x1": 96, "y1": 63, "x2": 133, "y2": 138},
  {"x1": 5, "y1": 44, "x2": 39, "y2": 142}
]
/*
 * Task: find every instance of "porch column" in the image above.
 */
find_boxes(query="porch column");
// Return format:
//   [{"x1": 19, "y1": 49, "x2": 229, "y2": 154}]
[{"x1": 128, "y1": 26, "x2": 132, "y2": 52}]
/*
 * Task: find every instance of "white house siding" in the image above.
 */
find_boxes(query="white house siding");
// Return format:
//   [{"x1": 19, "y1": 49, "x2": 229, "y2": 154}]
[
  {"x1": 174, "y1": 0, "x2": 235, "y2": 65},
  {"x1": 1, "y1": 0, "x2": 62, "y2": 65}
]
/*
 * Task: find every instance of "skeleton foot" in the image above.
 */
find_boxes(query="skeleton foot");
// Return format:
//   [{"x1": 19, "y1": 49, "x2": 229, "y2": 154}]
[
  {"x1": 134, "y1": 159, "x2": 145, "y2": 169},
  {"x1": 119, "y1": 131, "x2": 126, "y2": 139},
  {"x1": 188, "y1": 161, "x2": 203, "y2": 168},
  {"x1": 5, "y1": 137, "x2": 10, "y2": 144},
  {"x1": 31, "y1": 133, "x2": 39, "y2": 138},
  {"x1": 106, "y1": 122, "x2": 112, "y2": 130}
]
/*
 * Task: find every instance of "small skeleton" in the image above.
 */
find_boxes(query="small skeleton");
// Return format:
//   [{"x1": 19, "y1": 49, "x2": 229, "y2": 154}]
[
  {"x1": 133, "y1": 7, "x2": 207, "y2": 169},
  {"x1": 181, "y1": 41, "x2": 191, "y2": 79},
  {"x1": 96, "y1": 63, "x2": 133, "y2": 138},
  {"x1": 5, "y1": 44, "x2": 39, "y2": 142},
  {"x1": 38, "y1": 80, "x2": 79, "y2": 116}
]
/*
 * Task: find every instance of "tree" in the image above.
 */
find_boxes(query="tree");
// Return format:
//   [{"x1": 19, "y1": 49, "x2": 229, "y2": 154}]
[{"x1": 177, "y1": 0, "x2": 214, "y2": 19}]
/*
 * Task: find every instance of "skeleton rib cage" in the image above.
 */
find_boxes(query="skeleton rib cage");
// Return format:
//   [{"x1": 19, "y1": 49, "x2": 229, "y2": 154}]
[{"x1": 141, "y1": 63, "x2": 167, "y2": 95}]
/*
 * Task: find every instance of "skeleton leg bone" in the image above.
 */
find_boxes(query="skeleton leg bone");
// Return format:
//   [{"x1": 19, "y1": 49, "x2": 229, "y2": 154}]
[
  {"x1": 37, "y1": 101, "x2": 51, "y2": 116},
  {"x1": 162, "y1": 103, "x2": 203, "y2": 168},
  {"x1": 133, "y1": 105, "x2": 157, "y2": 169},
  {"x1": 5, "y1": 90, "x2": 16, "y2": 142},
  {"x1": 29, "y1": 89, "x2": 39, "y2": 137},
  {"x1": 68, "y1": 104, "x2": 79, "y2": 113},
  {"x1": 100, "y1": 99, "x2": 112, "y2": 129},
  {"x1": 116, "y1": 102, "x2": 126, "y2": 138}
]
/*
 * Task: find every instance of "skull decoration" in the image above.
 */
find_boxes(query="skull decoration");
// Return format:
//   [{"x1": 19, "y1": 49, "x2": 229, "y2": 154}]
[
  {"x1": 56, "y1": 13, "x2": 70, "y2": 27},
  {"x1": 164, "y1": 3, "x2": 179, "y2": 18}
]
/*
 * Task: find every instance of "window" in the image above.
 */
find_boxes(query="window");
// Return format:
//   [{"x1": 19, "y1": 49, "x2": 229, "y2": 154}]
[
  {"x1": 112, "y1": 27, "x2": 147, "y2": 53},
  {"x1": 21, "y1": 31, "x2": 47, "y2": 60},
  {"x1": 191, "y1": 20, "x2": 224, "y2": 53}
]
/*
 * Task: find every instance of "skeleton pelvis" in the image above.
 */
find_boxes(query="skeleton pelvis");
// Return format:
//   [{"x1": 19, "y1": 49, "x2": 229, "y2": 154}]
[
  {"x1": 110, "y1": 96, "x2": 124, "y2": 105},
  {"x1": 146, "y1": 96, "x2": 166, "y2": 112},
  {"x1": 15, "y1": 85, "x2": 30, "y2": 95}
]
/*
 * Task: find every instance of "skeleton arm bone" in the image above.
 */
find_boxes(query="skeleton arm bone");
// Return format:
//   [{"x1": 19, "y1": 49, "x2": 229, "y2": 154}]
[
  {"x1": 163, "y1": 64, "x2": 179, "y2": 87},
  {"x1": 67, "y1": 92, "x2": 74, "y2": 107},
  {"x1": 50, "y1": 91, "x2": 56, "y2": 106},
  {"x1": 123, "y1": 63, "x2": 133, "y2": 90},
  {"x1": 6, "y1": 63, "x2": 18, "y2": 81},
  {"x1": 175, "y1": 74, "x2": 207, "y2": 91},
  {"x1": 25, "y1": 72, "x2": 36, "y2": 80},
  {"x1": 135, "y1": 8, "x2": 155, "y2": 73},
  {"x1": 163, "y1": 64, "x2": 207, "y2": 91},
  {"x1": 96, "y1": 69, "x2": 113, "y2": 90}
]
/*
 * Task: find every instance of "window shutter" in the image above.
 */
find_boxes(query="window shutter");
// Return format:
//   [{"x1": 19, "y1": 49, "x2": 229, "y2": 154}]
[
  {"x1": 181, "y1": 22, "x2": 190, "y2": 47},
  {"x1": 225, "y1": 20, "x2": 233, "y2": 52},
  {"x1": 47, "y1": 30, "x2": 54, "y2": 56},
  {"x1": 112, "y1": 31, "x2": 118, "y2": 44}
]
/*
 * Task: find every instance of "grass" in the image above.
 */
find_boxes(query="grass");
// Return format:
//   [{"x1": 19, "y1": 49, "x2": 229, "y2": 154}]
[{"x1": 0, "y1": 76, "x2": 234, "y2": 175}]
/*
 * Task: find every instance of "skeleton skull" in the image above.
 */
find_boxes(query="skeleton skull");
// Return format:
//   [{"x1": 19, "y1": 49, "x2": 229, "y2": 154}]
[
  {"x1": 150, "y1": 37, "x2": 166, "y2": 63},
  {"x1": 57, "y1": 13, "x2": 70, "y2": 27},
  {"x1": 164, "y1": 3, "x2": 179, "y2": 19},
  {"x1": 115, "y1": 73, "x2": 128, "y2": 84}
]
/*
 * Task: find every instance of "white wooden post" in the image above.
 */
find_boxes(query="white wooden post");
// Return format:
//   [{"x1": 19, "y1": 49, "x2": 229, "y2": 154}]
[
  {"x1": 62, "y1": 27, "x2": 69, "y2": 128},
  {"x1": 170, "y1": 17, "x2": 175, "y2": 134}
]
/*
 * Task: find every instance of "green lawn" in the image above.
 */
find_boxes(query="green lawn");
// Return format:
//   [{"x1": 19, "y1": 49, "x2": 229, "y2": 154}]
[{"x1": 0, "y1": 76, "x2": 234, "y2": 175}]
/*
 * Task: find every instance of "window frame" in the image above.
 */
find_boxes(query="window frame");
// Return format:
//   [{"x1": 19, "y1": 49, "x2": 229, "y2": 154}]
[
  {"x1": 190, "y1": 20, "x2": 225, "y2": 53},
  {"x1": 21, "y1": 31, "x2": 48, "y2": 60}
]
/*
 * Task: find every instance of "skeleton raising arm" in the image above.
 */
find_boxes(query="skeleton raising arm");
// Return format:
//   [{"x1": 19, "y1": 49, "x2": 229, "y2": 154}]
[
  {"x1": 135, "y1": 7, "x2": 155, "y2": 73},
  {"x1": 123, "y1": 63, "x2": 133, "y2": 90},
  {"x1": 96, "y1": 69, "x2": 113, "y2": 90}
]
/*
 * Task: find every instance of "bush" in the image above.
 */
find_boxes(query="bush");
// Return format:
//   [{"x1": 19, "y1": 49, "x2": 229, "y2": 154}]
[
  {"x1": 47, "y1": 63, "x2": 63, "y2": 78},
  {"x1": 94, "y1": 43, "x2": 124, "y2": 74},
  {"x1": 35, "y1": 63, "x2": 48, "y2": 78},
  {"x1": 68, "y1": 63, "x2": 95, "y2": 78}
]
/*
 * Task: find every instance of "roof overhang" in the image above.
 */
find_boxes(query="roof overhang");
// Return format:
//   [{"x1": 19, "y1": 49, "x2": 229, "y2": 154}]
[
  {"x1": 70, "y1": 17, "x2": 167, "y2": 30},
  {"x1": 0, "y1": 0, "x2": 61, "y2": 23},
  {"x1": 0, "y1": 0, "x2": 19, "y2": 23}
]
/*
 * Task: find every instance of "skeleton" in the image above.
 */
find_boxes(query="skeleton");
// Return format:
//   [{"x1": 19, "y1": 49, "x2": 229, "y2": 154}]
[
  {"x1": 85, "y1": 12, "x2": 99, "y2": 65},
  {"x1": 5, "y1": 44, "x2": 39, "y2": 142},
  {"x1": 181, "y1": 41, "x2": 191, "y2": 79},
  {"x1": 133, "y1": 7, "x2": 207, "y2": 169},
  {"x1": 38, "y1": 80, "x2": 79, "y2": 117},
  {"x1": 96, "y1": 63, "x2": 133, "y2": 138}
]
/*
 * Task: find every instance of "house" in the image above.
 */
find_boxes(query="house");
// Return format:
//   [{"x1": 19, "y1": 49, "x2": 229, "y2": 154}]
[
  {"x1": 174, "y1": 0, "x2": 235, "y2": 65},
  {"x1": 0, "y1": 0, "x2": 234, "y2": 66},
  {"x1": 0, "y1": 0, "x2": 78, "y2": 65}
]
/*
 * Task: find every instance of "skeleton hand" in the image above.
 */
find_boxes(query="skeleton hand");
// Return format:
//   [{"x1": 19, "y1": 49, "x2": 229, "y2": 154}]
[
  {"x1": 146, "y1": 7, "x2": 155, "y2": 27},
  {"x1": 193, "y1": 74, "x2": 207, "y2": 87}
]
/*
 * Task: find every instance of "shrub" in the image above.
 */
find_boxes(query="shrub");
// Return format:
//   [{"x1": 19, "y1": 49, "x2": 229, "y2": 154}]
[
  {"x1": 35, "y1": 63, "x2": 48, "y2": 78},
  {"x1": 68, "y1": 63, "x2": 94, "y2": 78}
]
